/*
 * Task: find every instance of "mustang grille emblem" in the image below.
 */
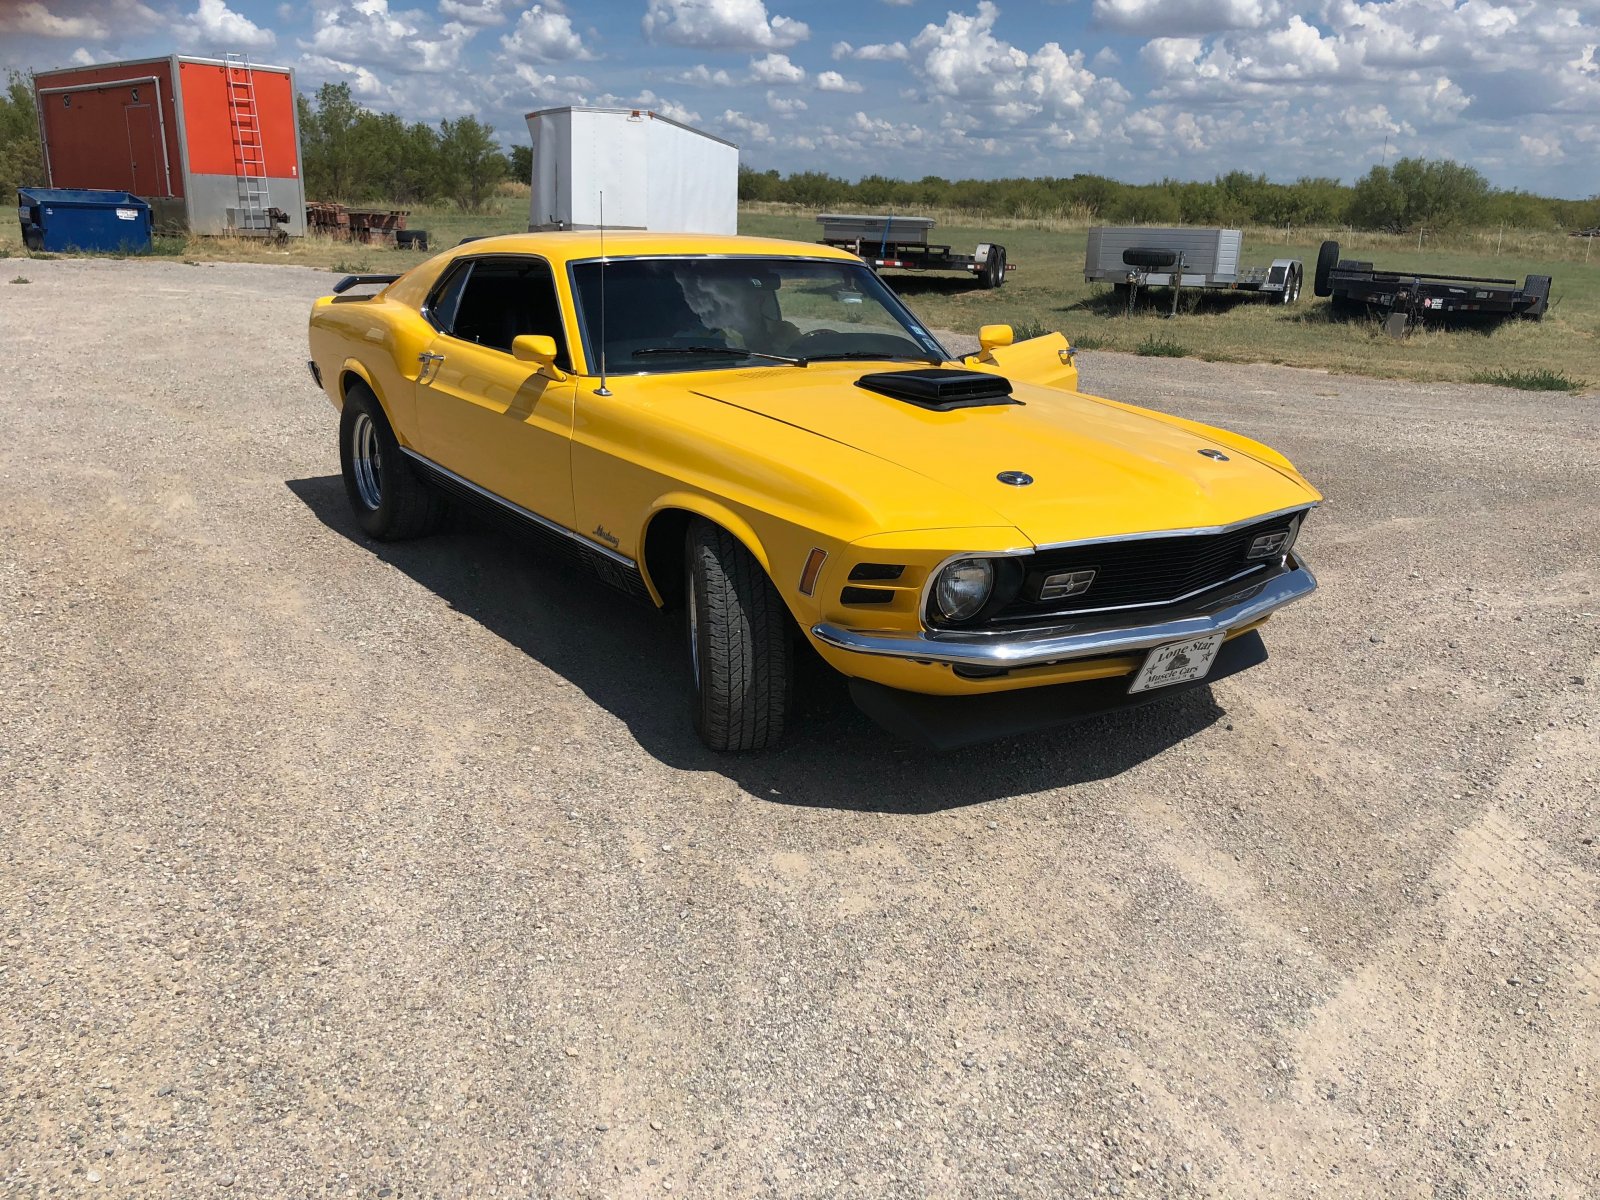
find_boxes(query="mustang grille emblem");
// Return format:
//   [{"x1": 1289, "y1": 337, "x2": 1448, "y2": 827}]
[
  {"x1": 1039, "y1": 568, "x2": 1097, "y2": 601},
  {"x1": 1247, "y1": 530, "x2": 1290, "y2": 560}
]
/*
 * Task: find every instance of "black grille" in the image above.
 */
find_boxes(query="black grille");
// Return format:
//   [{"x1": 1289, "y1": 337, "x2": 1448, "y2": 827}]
[{"x1": 981, "y1": 511, "x2": 1302, "y2": 627}]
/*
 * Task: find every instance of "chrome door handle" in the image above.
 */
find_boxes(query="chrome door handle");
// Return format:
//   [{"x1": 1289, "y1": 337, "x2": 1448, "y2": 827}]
[
  {"x1": 417, "y1": 351, "x2": 444, "y2": 383},
  {"x1": 418, "y1": 352, "x2": 445, "y2": 364}
]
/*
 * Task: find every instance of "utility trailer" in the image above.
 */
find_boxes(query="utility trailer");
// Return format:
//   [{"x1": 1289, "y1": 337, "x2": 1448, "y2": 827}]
[
  {"x1": 816, "y1": 213, "x2": 1011, "y2": 288},
  {"x1": 1084, "y1": 227, "x2": 1302, "y2": 313},
  {"x1": 1312, "y1": 239, "x2": 1551, "y2": 331}
]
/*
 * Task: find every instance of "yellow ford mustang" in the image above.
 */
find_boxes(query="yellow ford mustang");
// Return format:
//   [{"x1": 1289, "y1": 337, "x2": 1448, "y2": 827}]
[{"x1": 308, "y1": 232, "x2": 1320, "y2": 751}]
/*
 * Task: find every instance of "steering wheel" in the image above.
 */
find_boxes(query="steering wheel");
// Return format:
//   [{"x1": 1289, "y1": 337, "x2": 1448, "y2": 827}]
[{"x1": 792, "y1": 328, "x2": 841, "y2": 347}]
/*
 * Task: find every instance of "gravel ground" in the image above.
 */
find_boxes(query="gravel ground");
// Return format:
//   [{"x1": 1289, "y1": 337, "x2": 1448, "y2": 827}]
[{"x1": 2, "y1": 257, "x2": 1597, "y2": 1199}]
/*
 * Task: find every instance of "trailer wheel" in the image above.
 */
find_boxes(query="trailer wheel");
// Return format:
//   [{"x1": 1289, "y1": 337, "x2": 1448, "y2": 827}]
[
  {"x1": 1314, "y1": 240, "x2": 1339, "y2": 297},
  {"x1": 980, "y1": 244, "x2": 1007, "y2": 289},
  {"x1": 1279, "y1": 266, "x2": 1302, "y2": 305}
]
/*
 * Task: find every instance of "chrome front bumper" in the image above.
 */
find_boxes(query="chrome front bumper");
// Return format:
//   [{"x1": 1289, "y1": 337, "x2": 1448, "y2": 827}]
[{"x1": 811, "y1": 555, "x2": 1317, "y2": 670}]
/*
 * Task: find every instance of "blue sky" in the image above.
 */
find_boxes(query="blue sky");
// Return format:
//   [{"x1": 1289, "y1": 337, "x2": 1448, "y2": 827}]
[{"x1": 4, "y1": 0, "x2": 1597, "y2": 196}]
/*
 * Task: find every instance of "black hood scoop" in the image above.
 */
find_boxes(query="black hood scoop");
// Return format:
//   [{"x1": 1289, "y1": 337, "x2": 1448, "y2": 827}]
[{"x1": 854, "y1": 368, "x2": 1019, "y2": 412}]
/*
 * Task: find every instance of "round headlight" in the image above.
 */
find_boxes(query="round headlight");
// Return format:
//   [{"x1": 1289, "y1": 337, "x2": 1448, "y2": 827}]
[{"x1": 934, "y1": 558, "x2": 995, "y2": 621}]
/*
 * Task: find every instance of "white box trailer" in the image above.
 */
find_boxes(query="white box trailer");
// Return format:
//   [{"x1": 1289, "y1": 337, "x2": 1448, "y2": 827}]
[
  {"x1": 1084, "y1": 226, "x2": 1303, "y2": 309},
  {"x1": 525, "y1": 106, "x2": 738, "y2": 235}
]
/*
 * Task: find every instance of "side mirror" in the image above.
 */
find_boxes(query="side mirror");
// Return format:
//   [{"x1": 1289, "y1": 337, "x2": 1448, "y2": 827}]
[
  {"x1": 978, "y1": 324, "x2": 1014, "y2": 353},
  {"x1": 512, "y1": 334, "x2": 566, "y2": 380}
]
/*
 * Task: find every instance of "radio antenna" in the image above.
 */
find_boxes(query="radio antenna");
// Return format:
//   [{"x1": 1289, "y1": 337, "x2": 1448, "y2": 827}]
[{"x1": 596, "y1": 189, "x2": 611, "y2": 397}]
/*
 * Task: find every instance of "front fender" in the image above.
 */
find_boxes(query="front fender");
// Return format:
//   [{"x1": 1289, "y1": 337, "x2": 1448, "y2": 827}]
[{"x1": 638, "y1": 493, "x2": 778, "y2": 608}]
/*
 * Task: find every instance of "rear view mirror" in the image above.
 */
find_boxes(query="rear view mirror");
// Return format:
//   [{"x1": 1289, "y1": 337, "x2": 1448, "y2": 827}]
[
  {"x1": 512, "y1": 334, "x2": 566, "y2": 380},
  {"x1": 978, "y1": 324, "x2": 1014, "y2": 352}
]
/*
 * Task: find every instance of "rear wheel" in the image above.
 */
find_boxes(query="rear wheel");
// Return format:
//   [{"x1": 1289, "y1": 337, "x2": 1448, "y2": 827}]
[
  {"x1": 339, "y1": 385, "x2": 445, "y2": 540},
  {"x1": 1279, "y1": 266, "x2": 1302, "y2": 305},
  {"x1": 1313, "y1": 240, "x2": 1339, "y2": 297},
  {"x1": 685, "y1": 520, "x2": 791, "y2": 752},
  {"x1": 979, "y1": 244, "x2": 1007, "y2": 289}
]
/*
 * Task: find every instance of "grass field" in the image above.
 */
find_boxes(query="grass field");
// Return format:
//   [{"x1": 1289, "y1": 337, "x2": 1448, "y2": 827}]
[{"x1": 5, "y1": 192, "x2": 1596, "y2": 390}]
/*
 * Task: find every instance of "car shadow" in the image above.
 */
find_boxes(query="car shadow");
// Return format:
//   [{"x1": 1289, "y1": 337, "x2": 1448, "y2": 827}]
[{"x1": 286, "y1": 476, "x2": 1226, "y2": 812}]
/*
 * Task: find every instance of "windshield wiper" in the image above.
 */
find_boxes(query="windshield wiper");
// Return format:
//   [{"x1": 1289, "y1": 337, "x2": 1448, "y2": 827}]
[
  {"x1": 631, "y1": 346, "x2": 803, "y2": 366},
  {"x1": 801, "y1": 351, "x2": 945, "y2": 365}
]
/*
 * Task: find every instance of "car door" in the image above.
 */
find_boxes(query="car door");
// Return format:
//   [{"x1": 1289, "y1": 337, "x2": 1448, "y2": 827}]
[{"x1": 413, "y1": 255, "x2": 577, "y2": 529}]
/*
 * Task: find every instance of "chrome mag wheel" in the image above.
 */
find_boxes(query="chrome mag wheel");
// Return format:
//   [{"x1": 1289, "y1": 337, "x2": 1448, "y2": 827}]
[{"x1": 351, "y1": 412, "x2": 383, "y2": 510}]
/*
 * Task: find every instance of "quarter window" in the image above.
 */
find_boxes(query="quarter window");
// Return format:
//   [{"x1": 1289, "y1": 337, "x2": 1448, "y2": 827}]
[{"x1": 425, "y1": 261, "x2": 472, "y2": 335}]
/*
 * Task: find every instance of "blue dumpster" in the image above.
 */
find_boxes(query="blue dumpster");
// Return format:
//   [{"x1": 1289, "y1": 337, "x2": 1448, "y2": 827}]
[{"x1": 17, "y1": 187, "x2": 154, "y2": 253}]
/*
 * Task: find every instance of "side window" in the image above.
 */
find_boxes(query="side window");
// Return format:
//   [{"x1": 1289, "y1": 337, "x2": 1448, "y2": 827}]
[
  {"x1": 425, "y1": 261, "x2": 472, "y2": 334},
  {"x1": 448, "y1": 257, "x2": 572, "y2": 369}
]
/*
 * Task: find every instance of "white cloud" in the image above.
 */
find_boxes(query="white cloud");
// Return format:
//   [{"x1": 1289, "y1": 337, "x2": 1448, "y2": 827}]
[
  {"x1": 1518, "y1": 132, "x2": 1563, "y2": 161},
  {"x1": 500, "y1": 4, "x2": 593, "y2": 62},
  {"x1": 837, "y1": 39, "x2": 909, "y2": 62},
  {"x1": 507, "y1": 64, "x2": 593, "y2": 95},
  {"x1": 302, "y1": 1, "x2": 477, "y2": 75},
  {"x1": 906, "y1": 3, "x2": 1129, "y2": 129},
  {"x1": 438, "y1": 0, "x2": 517, "y2": 26},
  {"x1": 1094, "y1": 0, "x2": 1281, "y2": 36},
  {"x1": 767, "y1": 89, "x2": 806, "y2": 113},
  {"x1": 816, "y1": 70, "x2": 863, "y2": 93},
  {"x1": 69, "y1": 45, "x2": 121, "y2": 65},
  {"x1": 670, "y1": 64, "x2": 737, "y2": 87},
  {"x1": 0, "y1": 2, "x2": 108, "y2": 38},
  {"x1": 1340, "y1": 103, "x2": 1408, "y2": 136},
  {"x1": 298, "y1": 52, "x2": 398, "y2": 102},
  {"x1": 1092, "y1": 46, "x2": 1121, "y2": 68},
  {"x1": 642, "y1": 0, "x2": 808, "y2": 51},
  {"x1": 716, "y1": 108, "x2": 772, "y2": 142},
  {"x1": 748, "y1": 51, "x2": 804, "y2": 84},
  {"x1": 176, "y1": 0, "x2": 277, "y2": 50}
]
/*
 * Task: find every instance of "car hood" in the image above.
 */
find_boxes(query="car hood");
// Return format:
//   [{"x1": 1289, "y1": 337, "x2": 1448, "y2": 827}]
[{"x1": 691, "y1": 365, "x2": 1318, "y2": 545}]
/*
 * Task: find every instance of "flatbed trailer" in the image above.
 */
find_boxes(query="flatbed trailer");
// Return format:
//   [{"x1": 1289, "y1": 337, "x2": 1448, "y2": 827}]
[
  {"x1": 816, "y1": 213, "x2": 1011, "y2": 288},
  {"x1": 1084, "y1": 227, "x2": 1302, "y2": 312},
  {"x1": 1312, "y1": 239, "x2": 1550, "y2": 329}
]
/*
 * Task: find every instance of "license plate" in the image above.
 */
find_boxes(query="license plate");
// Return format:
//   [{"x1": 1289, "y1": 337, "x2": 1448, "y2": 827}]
[{"x1": 1128, "y1": 633, "x2": 1224, "y2": 693}]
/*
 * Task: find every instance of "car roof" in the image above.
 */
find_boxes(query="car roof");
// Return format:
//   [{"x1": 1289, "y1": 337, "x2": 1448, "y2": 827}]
[{"x1": 436, "y1": 231, "x2": 863, "y2": 266}]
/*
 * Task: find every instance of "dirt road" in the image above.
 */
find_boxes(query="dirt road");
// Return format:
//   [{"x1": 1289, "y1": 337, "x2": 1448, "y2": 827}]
[{"x1": 2, "y1": 257, "x2": 1597, "y2": 1198}]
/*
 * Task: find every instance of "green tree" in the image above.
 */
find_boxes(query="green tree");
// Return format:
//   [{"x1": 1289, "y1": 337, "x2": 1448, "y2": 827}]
[
  {"x1": 1, "y1": 71, "x2": 45, "y2": 204},
  {"x1": 509, "y1": 143, "x2": 532, "y2": 184},
  {"x1": 299, "y1": 82, "x2": 371, "y2": 200},
  {"x1": 1347, "y1": 157, "x2": 1489, "y2": 232},
  {"x1": 437, "y1": 115, "x2": 507, "y2": 211}
]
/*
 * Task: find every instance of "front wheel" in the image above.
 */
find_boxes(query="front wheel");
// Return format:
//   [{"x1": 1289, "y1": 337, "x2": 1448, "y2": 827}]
[
  {"x1": 339, "y1": 386, "x2": 445, "y2": 540},
  {"x1": 685, "y1": 520, "x2": 792, "y2": 752}
]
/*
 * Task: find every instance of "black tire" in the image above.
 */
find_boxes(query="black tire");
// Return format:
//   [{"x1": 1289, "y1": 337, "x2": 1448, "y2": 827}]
[
  {"x1": 339, "y1": 385, "x2": 445, "y2": 540},
  {"x1": 990, "y1": 245, "x2": 1007, "y2": 288},
  {"x1": 685, "y1": 519, "x2": 791, "y2": 752},
  {"x1": 1122, "y1": 246, "x2": 1179, "y2": 269},
  {"x1": 1313, "y1": 240, "x2": 1339, "y2": 297}
]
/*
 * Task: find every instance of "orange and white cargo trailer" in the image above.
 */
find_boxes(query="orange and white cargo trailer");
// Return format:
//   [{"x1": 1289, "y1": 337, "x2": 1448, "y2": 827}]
[{"x1": 33, "y1": 54, "x2": 306, "y2": 238}]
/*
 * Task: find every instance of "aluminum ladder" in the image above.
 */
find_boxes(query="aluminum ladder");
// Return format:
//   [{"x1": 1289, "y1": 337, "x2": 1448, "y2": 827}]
[{"x1": 224, "y1": 53, "x2": 271, "y2": 234}]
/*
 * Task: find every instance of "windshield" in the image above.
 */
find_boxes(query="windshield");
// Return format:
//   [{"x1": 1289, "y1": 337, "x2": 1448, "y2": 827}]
[{"x1": 569, "y1": 256, "x2": 949, "y2": 375}]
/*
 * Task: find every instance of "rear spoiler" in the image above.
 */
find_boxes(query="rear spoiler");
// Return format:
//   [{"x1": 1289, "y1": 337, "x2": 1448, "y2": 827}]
[{"x1": 331, "y1": 273, "x2": 401, "y2": 295}]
